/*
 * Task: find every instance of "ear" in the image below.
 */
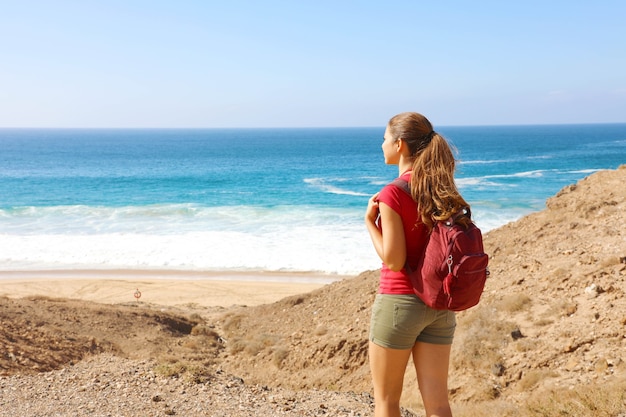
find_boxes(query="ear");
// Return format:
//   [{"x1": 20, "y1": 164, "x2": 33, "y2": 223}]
[{"x1": 396, "y1": 138, "x2": 404, "y2": 152}]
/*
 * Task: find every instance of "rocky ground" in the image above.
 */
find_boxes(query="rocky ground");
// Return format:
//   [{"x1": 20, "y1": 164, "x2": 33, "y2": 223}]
[{"x1": 1, "y1": 165, "x2": 625, "y2": 416}]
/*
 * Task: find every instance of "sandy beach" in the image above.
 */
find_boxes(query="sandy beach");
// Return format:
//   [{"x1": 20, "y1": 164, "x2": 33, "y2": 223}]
[{"x1": 0, "y1": 270, "x2": 340, "y2": 308}]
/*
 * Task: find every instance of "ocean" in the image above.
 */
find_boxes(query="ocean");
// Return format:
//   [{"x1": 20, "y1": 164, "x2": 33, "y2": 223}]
[{"x1": 1, "y1": 124, "x2": 625, "y2": 277}]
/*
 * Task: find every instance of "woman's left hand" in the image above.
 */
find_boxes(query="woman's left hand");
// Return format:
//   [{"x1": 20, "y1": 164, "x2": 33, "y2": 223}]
[{"x1": 365, "y1": 192, "x2": 381, "y2": 224}]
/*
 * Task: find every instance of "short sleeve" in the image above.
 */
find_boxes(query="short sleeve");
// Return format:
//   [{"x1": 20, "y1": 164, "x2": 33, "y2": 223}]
[{"x1": 377, "y1": 183, "x2": 404, "y2": 215}]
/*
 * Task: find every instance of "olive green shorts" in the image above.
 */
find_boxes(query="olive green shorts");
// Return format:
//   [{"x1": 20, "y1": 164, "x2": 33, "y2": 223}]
[{"x1": 369, "y1": 294, "x2": 456, "y2": 349}]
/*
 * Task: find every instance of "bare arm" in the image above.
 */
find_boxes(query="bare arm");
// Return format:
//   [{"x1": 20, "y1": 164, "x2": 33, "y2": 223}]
[{"x1": 365, "y1": 195, "x2": 407, "y2": 272}]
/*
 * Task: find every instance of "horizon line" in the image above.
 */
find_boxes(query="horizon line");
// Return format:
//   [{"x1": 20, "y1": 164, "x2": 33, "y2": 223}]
[{"x1": 1, "y1": 121, "x2": 626, "y2": 130}]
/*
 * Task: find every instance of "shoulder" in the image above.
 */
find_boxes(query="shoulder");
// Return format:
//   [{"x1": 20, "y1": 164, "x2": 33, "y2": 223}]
[
  {"x1": 379, "y1": 179, "x2": 405, "y2": 199},
  {"x1": 379, "y1": 177, "x2": 413, "y2": 211}
]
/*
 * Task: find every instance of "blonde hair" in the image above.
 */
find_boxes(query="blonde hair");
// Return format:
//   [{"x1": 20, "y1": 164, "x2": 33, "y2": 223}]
[{"x1": 387, "y1": 112, "x2": 470, "y2": 230}]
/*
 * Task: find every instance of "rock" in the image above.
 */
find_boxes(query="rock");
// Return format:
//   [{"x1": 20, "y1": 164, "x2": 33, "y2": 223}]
[
  {"x1": 491, "y1": 363, "x2": 506, "y2": 376},
  {"x1": 511, "y1": 329, "x2": 525, "y2": 340},
  {"x1": 585, "y1": 284, "x2": 599, "y2": 298}
]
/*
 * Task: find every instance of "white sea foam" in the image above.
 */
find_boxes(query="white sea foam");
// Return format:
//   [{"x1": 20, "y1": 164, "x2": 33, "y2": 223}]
[
  {"x1": 0, "y1": 204, "x2": 382, "y2": 275},
  {"x1": 460, "y1": 158, "x2": 517, "y2": 165},
  {"x1": 472, "y1": 207, "x2": 531, "y2": 232},
  {"x1": 460, "y1": 155, "x2": 553, "y2": 165},
  {"x1": 456, "y1": 170, "x2": 552, "y2": 189},
  {"x1": 303, "y1": 178, "x2": 370, "y2": 196},
  {"x1": 0, "y1": 230, "x2": 380, "y2": 276},
  {"x1": 456, "y1": 177, "x2": 512, "y2": 188},
  {"x1": 0, "y1": 202, "x2": 522, "y2": 275},
  {"x1": 565, "y1": 169, "x2": 600, "y2": 174}
]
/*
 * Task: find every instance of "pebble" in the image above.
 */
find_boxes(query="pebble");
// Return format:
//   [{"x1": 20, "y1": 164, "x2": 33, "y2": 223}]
[{"x1": 0, "y1": 354, "x2": 381, "y2": 417}]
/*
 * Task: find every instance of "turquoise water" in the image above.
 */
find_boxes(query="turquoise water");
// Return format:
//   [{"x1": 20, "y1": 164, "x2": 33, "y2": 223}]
[{"x1": 1, "y1": 124, "x2": 625, "y2": 275}]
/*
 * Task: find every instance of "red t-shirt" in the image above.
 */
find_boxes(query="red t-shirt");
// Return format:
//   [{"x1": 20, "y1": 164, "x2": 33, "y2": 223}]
[{"x1": 376, "y1": 172, "x2": 429, "y2": 294}]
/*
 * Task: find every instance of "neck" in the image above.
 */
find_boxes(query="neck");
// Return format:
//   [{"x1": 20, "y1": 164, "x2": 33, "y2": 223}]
[{"x1": 398, "y1": 163, "x2": 412, "y2": 176}]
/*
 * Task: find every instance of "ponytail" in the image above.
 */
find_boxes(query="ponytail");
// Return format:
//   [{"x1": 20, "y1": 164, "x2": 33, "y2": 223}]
[
  {"x1": 410, "y1": 133, "x2": 470, "y2": 230},
  {"x1": 386, "y1": 112, "x2": 470, "y2": 231}
]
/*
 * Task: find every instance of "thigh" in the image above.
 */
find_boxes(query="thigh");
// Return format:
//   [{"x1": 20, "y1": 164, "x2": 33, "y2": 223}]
[
  {"x1": 412, "y1": 342, "x2": 453, "y2": 413},
  {"x1": 369, "y1": 340, "x2": 412, "y2": 402},
  {"x1": 412, "y1": 342, "x2": 452, "y2": 383}
]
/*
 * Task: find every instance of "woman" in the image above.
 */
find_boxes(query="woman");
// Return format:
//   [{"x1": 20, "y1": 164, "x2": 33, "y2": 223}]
[{"x1": 365, "y1": 112, "x2": 469, "y2": 417}]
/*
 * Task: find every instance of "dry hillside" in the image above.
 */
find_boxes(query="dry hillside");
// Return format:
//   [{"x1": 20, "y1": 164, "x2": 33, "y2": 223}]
[
  {"x1": 1, "y1": 165, "x2": 625, "y2": 416},
  {"x1": 214, "y1": 166, "x2": 626, "y2": 407}
]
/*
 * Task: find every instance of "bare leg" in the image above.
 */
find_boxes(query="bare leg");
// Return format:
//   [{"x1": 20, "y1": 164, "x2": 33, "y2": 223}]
[
  {"x1": 412, "y1": 342, "x2": 453, "y2": 417},
  {"x1": 369, "y1": 341, "x2": 413, "y2": 417}
]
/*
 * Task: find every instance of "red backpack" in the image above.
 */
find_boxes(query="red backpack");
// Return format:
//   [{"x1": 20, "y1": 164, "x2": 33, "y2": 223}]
[{"x1": 392, "y1": 179, "x2": 489, "y2": 311}]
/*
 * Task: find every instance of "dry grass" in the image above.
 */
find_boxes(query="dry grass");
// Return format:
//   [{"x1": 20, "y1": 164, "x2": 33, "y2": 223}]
[
  {"x1": 542, "y1": 298, "x2": 577, "y2": 318},
  {"x1": 152, "y1": 316, "x2": 223, "y2": 383},
  {"x1": 522, "y1": 379, "x2": 626, "y2": 417},
  {"x1": 227, "y1": 333, "x2": 280, "y2": 357},
  {"x1": 154, "y1": 358, "x2": 187, "y2": 378},
  {"x1": 452, "y1": 306, "x2": 513, "y2": 372},
  {"x1": 496, "y1": 293, "x2": 532, "y2": 313},
  {"x1": 453, "y1": 400, "x2": 519, "y2": 417},
  {"x1": 451, "y1": 378, "x2": 626, "y2": 417},
  {"x1": 154, "y1": 359, "x2": 213, "y2": 383},
  {"x1": 272, "y1": 347, "x2": 289, "y2": 367},
  {"x1": 190, "y1": 324, "x2": 219, "y2": 338},
  {"x1": 221, "y1": 312, "x2": 244, "y2": 332},
  {"x1": 517, "y1": 369, "x2": 556, "y2": 391},
  {"x1": 513, "y1": 338, "x2": 537, "y2": 352}
]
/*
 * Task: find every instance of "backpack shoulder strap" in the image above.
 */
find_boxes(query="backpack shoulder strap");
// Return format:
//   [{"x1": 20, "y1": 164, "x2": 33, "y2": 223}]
[
  {"x1": 390, "y1": 178, "x2": 411, "y2": 195},
  {"x1": 391, "y1": 177, "x2": 472, "y2": 225}
]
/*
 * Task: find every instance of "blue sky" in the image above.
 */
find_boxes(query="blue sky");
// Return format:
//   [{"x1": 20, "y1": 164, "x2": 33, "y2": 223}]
[{"x1": 1, "y1": 1, "x2": 625, "y2": 128}]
